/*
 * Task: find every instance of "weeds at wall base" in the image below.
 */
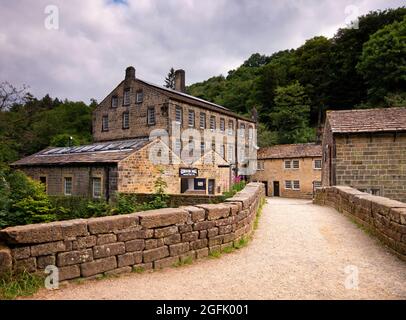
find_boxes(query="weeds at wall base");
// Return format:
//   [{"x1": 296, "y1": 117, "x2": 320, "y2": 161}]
[{"x1": 0, "y1": 270, "x2": 44, "y2": 300}]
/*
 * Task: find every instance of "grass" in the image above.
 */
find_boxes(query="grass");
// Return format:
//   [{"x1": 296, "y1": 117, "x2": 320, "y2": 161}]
[
  {"x1": 254, "y1": 197, "x2": 266, "y2": 230},
  {"x1": 234, "y1": 236, "x2": 249, "y2": 249},
  {"x1": 0, "y1": 271, "x2": 44, "y2": 300},
  {"x1": 173, "y1": 256, "x2": 194, "y2": 267},
  {"x1": 132, "y1": 266, "x2": 146, "y2": 274},
  {"x1": 208, "y1": 250, "x2": 221, "y2": 259},
  {"x1": 221, "y1": 246, "x2": 235, "y2": 254}
]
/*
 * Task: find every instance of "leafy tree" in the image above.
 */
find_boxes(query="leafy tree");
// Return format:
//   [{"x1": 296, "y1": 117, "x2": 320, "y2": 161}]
[
  {"x1": 270, "y1": 82, "x2": 313, "y2": 144},
  {"x1": 356, "y1": 17, "x2": 406, "y2": 103},
  {"x1": 242, "y1": 53, "x2": 270, "y2": 68},
  {"x1": 257, "y1": 123, "x2": 278, "y2": 148},
  {"x1": 164, "y1": 67, "x2": 176, "y2": 89}
]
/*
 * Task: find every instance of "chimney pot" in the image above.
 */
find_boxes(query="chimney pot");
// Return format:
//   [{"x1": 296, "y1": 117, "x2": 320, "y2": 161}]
[
  {"x1": 125, "y1": 66, "x2": 136, "y2": 80},
  {"x1": 174, "y1": 69, "x2": 186, "y2": 93}
]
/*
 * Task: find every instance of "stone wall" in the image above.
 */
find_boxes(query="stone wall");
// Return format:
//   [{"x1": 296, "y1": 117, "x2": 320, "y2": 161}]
[
  {"x1": 0, "y1": 183, "x2": 264, "y2": 280},
  {"x1": 314, "y1": 186, "x2": 406, "y2": 260},
  {"x1": 126, "y1": 193, "x2": 225, "y2": 207}
]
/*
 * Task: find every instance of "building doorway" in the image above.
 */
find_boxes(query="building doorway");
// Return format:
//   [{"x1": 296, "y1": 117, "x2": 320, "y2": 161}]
[
  {"x1": 273, "y1": 181, "x2": 280, "y2": 197},
  {"x1": 208, "y1": 179, "x2": 215, "y2": 195},
  {"x1": 261, "y1": 181, "x2": 268, "y2": 196},
  {"x1": 181, "y1": 179, "x2": 188, "y2": 193}
]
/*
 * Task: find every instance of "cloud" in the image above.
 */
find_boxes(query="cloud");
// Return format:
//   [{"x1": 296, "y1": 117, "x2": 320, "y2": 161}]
[{"x1": 0, "y1": 0, "x2": 403, "y2": 103}]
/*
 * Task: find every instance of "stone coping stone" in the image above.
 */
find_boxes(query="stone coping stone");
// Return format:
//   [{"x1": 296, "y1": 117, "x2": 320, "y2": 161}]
[{"x1": 136, "y1": 208, "x2": 189, "y2": 228}]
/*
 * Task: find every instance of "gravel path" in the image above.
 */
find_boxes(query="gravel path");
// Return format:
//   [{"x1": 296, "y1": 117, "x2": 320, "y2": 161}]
[{"x1": 29, "y1": 198, "x2": 406, "y2": 300}]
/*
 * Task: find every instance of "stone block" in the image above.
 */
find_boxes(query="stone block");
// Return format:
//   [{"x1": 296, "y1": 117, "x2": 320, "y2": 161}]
[
  {"x1": 97, "y1": 234, "x2": 117, "y2": 245},
  {"x1": 133, "y1": 263, "x2": 153, "y2": 272},
  {"x1": 0, "y1": 245, "x2": 12, "y2": 274},
  {"x1": 37, "y1": 255, "x2": 56, "y2": 269},
  {"x1": 72, "y1": 236, "x2": 97, "y2": 250},
  {"x1": 181, "y1": 206, "x2": 206, "y2": 222},
  {"x1": 81, "y1": 256, "x2": 117, "y2": 277},
  {"x1": 178, "y1": 224, "x2": 193, "y2": 233},
  {"x1": 11, "y1": 246, "x2": 31, "y2": 260},
  {"x1": 163, "y1": 234, "x2": 181, "y2": 245},
  {"x1": 14, "y1": 257, "x2": 36, "y2": 273},
  {"x1": 193, "y1": 221, "x2": 216, "y2": 231},
  {"x1": 88, "y1": 215, "x2": 138, "y2": 234},
  {"x1": 57, "y1": 249, "x2": 93, "y2": 267},
  {"x1": 137, "y1": 208, "x2": 188, "y2": 228},
  {"x1": 219, "y1": 225, "x2": 233, "y2": 235},
  {"x1": 117, "y1": 252, "x2": 142, "y2": 267},
  {"x1": 154, "y1": 226, "x2": 178, "y2": 238},
  {"x1": 105, "y1": 266, "x2": 132, "y2": 276},
  {"x1": 196, "y1": 247, "x2": 209, "y2": 259},
  {"x1": 196, "y1": 204, "x2": 230, "y2": 220},
  {"x1": 154, "y1": 256, "x2": 179, "y2": 269},
  {"x1": 190, "y1": 239, "x2": 208, "y2": 250},
  {"x1": 126, "y1": 239, "x2": 146, "y2": 252},
  {"x1": 215, "y1": 217, "x2": 234, "y2": 227},
  {"x1": 181, "y1": 231, "x2": 199, "y2": 242},
  {"x1": 207, "y1": 227, "x2": 219, "y2": 238},
  {"x1": 59, "y1": 265, "x2": 80, "y2": 281},
  {"x1": 144, "y1": 239, "x2": 163, "y2": 250},
  {"x1": 199, "y1": 230, "x2": 207, "y2": 239},
  {"x1": 143, "y1": 246, "x2": 169, "y2": 263},
  {"x1": 93, "y1": 242, "x2": 125, "y2": 259},
  {"x1": 169, "y1": 243, "x2": 190, "y2": 256},
  {"x1": 31, "y1": 241, "x2": 66, "y2": 257}
]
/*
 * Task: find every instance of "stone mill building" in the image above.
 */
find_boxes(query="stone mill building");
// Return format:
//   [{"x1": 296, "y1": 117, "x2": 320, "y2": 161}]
[{"x1": 12, "y1": 67, "x2": 257, "y2": 199}]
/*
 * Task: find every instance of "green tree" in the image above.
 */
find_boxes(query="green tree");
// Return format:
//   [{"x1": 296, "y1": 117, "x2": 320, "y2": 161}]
[
  {"x1": 270, "y1": 82, "x2": 313, "y2": 144},
  {"x1": 164, "y1": 67, "x2": 176, "y2": 89},
  {"x1": 356, "y1": 17, "x2": 406, "y2": 103}
]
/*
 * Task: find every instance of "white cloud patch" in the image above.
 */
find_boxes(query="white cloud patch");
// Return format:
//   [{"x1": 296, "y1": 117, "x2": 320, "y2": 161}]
[{"x1": 0, "y1": 0, "x2": 403, "y2": 102}]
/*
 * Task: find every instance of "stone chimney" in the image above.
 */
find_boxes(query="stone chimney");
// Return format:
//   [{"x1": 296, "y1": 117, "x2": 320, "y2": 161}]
[
  {"x1": 125, "y1": 66, "x2": 136, "y2": 80},
  {"x1": 174, "y1": 69, "x2": 186, "y2": 93}
]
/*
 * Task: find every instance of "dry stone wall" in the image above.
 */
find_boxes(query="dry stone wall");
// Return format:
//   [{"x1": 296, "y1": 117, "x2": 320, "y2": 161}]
[
  {"x1": 0, "y1": 183, "x2": 264, "y2": 281},
  {"x1": 314, "y1": 186, "x2": 406, "y2": 260}
]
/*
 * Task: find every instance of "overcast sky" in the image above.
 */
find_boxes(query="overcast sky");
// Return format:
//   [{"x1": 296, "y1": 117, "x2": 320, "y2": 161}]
[{"x1": 0, "y1": 0, "x2": 404, "y2": 103}]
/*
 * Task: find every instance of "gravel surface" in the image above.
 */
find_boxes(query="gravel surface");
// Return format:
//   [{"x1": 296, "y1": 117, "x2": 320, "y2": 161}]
[{"x1": 28, "y1": 198, "x2": 406, "y2": 300}]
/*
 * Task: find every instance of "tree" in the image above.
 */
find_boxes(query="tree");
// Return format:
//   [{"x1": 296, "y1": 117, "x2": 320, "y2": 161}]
[
  {"x1": 0, "y1": 82, "x2": 28, "y2": 111},
  {"x1": 270, "y1": 82, "x2": 313, "y2": 144},
  {"x1": 356, "y1": 17, "x2": 406, "y2": 103},
  {"x1": 164, "y1": 67, "x2": 176, "y2": 89}
]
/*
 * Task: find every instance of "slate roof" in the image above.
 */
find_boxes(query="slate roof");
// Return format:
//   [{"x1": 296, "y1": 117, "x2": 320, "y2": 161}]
[
  {"x1": 258, "y1": 143, "x2": 322, "y2": 160},
  {"x1": 327, "y1": 107, "x2": 406, "y2": 134},
  {"x1": 136, "y1": 78, "x2": 255, "y2": 123},
  {"x1": 11, "y1": 138, "x2": 151, "y2": 166}
]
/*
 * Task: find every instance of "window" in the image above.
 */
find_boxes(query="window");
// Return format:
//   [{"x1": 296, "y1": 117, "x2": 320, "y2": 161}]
[
  {"x1": 175, "y1": 106, "x2": 182, "y2": 124},
  {"x1": 210, "y1": 116, "x2": 216, "y2": 131},
  {"x1": 136, "y1": 90, "x2": 143, "y2": 103},
  {"x1": 92, "y1": 177, "x2": 102, "y2": 198},
  {"x1": 227, "y1": 145, "x2": 234, "y2": 162},
  {"x1": 285, "y1": 180, "x2": 292, "y2": 189},
  {"x1": 111, "y1": 96, "x2": 118, "y2": 108},
  {"x1": 257, "y1": 161, "x2": 264, "y2": 171},
  {"x1": 39, "y1": 176, "x2": 47, "y2": 192},
  {"x1": 314, "y1": 159, "x2": 322, "y2": 170},
  {"x1": 284, "y1": 160, "x2": 291, "y2": 169},
  {"x1": 122, "y1": 112, "x2": 129, "y2": 129},
  {"x1": 284, "y1": 159, "x2": 299, "y2": 169},
  {"x1": 240, "y1": 123, "x2": 245, "y2": 136},
  {"x1": 200, "y1": 141, "x2": 205, "y2": 155},
  {"x1": 248, "y1": 125, "x2": 254, "y2": 139},
  {"x1": 102, "y1": 115, "x2": 109, "y2": 131},
  {"x1": 292, "y1": 160, "x2": 299, "y2": 169},
  {"x1": 147, "y1": 107, "x2": 155, "y2": 125},
  {"x1": 64, "y1": 177, "x2": 72, "y2": 196},
  {"x1": 228, "y1": 120, "x2": 234, "y2": 135},
  {"x1": 220, "y1": 118, "x2": 225, "y2": 132},
  {"x1": 371, "y1": 189, "x2": 380, "y2": 196},
  {"x1": 313, "y1": 181, "x2": 322, "y2": 189},
  {"x1": 175, "y1": 139, "x2": 182, "y2": 154},
  {"x1": 293, "y1": 180, "x2": 300, "y2": 190},
  {"x1": 219, "y1": 144, "x2": 225, "y2": 158},
  {"x1": 199, "y1": 113, "x2": 206, "y2": 129},
  {"x1": 123, "y1": 88, "x2": 130, "y2": 106},
  {"x1": 188, "y1": 110, "x2": 195, "y2": 127}
]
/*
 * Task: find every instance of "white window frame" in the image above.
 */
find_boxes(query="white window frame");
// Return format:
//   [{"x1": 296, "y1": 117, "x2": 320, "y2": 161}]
[
  {"x1": 293, "y1": 180, "x2": 300, "y2": 190},
  {"x1": 313, "y1": 181, "x2": 322, "y2": 189},
  {"x1": 292, "y1": 159, "x2": 300, "y2": 169},
  {"x1": 314, "y1": 159, "x2": 322, "y2": 170},
  {"x1": 284, "y1": 160, "x2": 291, "y2": 169},
  {"x1": 188, "y1": 110, "x2": 195, "y2": 127},
  {"x1": 64, "y1": 177, "x2": 73, "y2": 196},
  {"x1": 199, "y1": 113, "x2": 206, "y2": 129},
  {"x1": 147, "y1": 107, "x2": 156, "y2": 125},
  {"x1": 136, "y1": 91, "x2": 143, "y2": 103},
  {"x1": 92, "y1": 177, "x2": 102, "y2": 198},
  {"x1": 111, "y1": 96, "x2": 118, "y2": 108},
  {"x1": 102, "y1": 115, "x2": 109, "y2": 131},
  {"x1": 228, "y1": 120, "x2": 234, "y2": 135},
  {"x1": 220, "y1": 118, "x2": 225, "y2": 132},
  {"x1": 122, "y1": 112, "x2": 129, "y2": 129},
  {"x1": 227, "y1": 145, "x2": 234, "y2": 162},
  {"x1": 175, "y1": 106, "x2": 182, "y2": 124},
  {"x1": 123, "y1": 88, "x2": 130, "y2": 106},
  {"x1": 285, "y1": 180, "x2": 292, "y2": 190},
  {"x1": 210, "y1": 116, "x2": 216, "y2": 131},
  {"x1": 239, "y1": 123, "x2": 245, "y2": 137}
]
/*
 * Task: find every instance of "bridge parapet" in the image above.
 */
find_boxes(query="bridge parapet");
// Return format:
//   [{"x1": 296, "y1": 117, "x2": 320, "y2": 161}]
[{"x1": 314, "y1": 186, "x2": 406, "y2": 261}]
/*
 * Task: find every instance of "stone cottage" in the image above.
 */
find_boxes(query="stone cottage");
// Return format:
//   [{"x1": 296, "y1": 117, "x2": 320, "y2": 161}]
[
  {"x1": 11, "y1": 66, "x2": 256, "y2": 198},
  {"x1": 321, "y1": 107, "x2": 406, "y2": 203},
  {"x1": 251, "y1": 143, "x2": 322, "y2": 199}
]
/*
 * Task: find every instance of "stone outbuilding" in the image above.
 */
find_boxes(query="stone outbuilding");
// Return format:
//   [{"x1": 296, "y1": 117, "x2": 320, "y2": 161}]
[
  {"x1": 251, "y1": 143, "x2": 322, "y2": 199},
  {"x1": 321, "y1": 107, "x2": 406, "y2": 203}
]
